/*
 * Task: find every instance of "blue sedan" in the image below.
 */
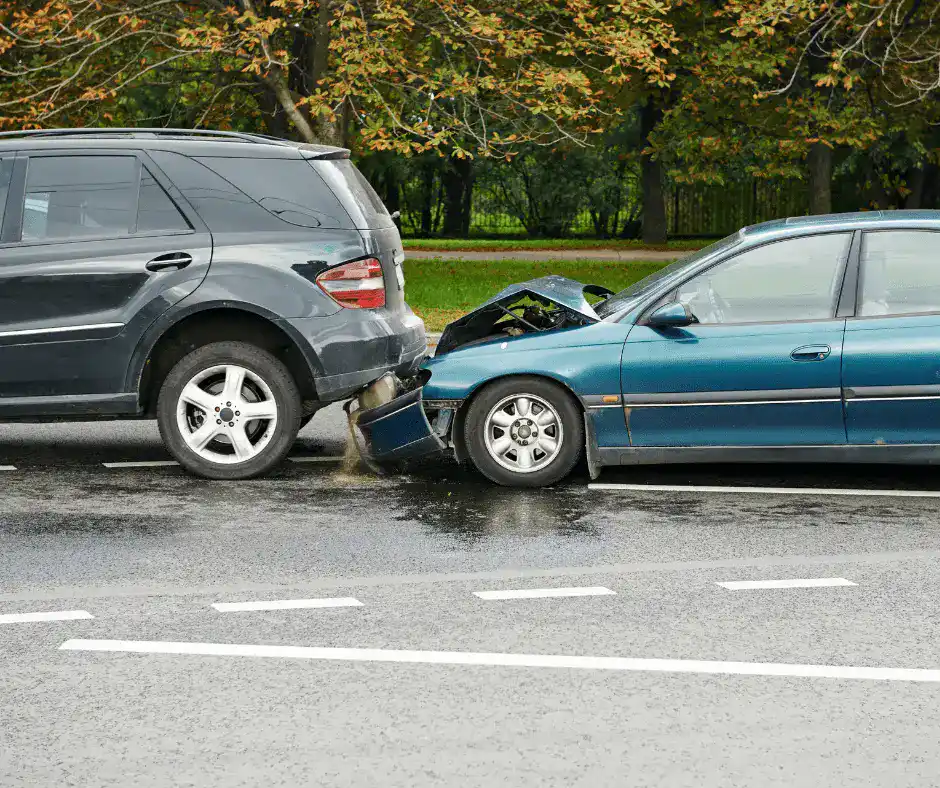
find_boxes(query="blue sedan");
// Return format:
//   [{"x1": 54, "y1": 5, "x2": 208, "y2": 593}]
[{"x1": 356, "y1": 211, "x2": 940, "y2": 486}]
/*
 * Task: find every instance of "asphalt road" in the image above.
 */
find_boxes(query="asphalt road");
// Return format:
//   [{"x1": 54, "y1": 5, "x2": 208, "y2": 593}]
[{"x1": 3, "y1": 407, "x2": 940, "y2": 787}]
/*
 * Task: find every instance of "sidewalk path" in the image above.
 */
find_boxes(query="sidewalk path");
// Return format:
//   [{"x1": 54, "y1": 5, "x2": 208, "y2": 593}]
[{"x1": 404, "y1": 248, "x2": 683, "y2": 263}]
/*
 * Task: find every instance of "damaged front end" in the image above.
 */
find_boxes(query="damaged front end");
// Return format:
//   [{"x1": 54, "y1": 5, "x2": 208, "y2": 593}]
[
  {"x1": 351, "y1": 276, "x2": 612, "y2": 466},
  {"x1": 435, "y1": 275, "x2": 611, "y2": 355}
]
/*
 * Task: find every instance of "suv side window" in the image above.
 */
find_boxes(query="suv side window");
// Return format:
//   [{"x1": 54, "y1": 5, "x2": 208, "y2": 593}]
[
  {"x1": 859, "y1": 231, "x2": 940, "y2": 316},
  {"x1": 675, "y1": 233, "x2": 851, "y2": 324},
  {"x1": 23, "y1": 155, "x2": 138, "y2": 241},
  {"x1": 195, "y1": 157, "x2": 352, "y2": 229},
  {"x1": 137, "y1": 167, "x2": 190, "y2": 233}
]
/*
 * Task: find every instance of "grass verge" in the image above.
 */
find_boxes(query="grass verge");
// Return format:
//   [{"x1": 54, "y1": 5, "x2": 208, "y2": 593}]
[
  {"x1": 402, "y1": 238, "x2": 707, "y2": 253},
  {"x1": 403, "y1": 258, "x2": 669, "y2": 332}
]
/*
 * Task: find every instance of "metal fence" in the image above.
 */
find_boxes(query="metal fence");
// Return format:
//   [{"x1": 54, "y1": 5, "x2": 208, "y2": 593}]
[{"x1": 397, "y1": 173, "x2": 809, "y2": 239}]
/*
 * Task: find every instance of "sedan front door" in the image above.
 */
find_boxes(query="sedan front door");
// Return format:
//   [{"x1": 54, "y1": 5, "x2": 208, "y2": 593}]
[{"x1": 621, "y1": 232, "x2": 852, "y2": 447}]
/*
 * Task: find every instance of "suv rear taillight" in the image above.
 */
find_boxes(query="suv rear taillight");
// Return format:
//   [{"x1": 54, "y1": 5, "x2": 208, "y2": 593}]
[{"x1": 315, "y1": 258, "x2": 385, "y2": 309}]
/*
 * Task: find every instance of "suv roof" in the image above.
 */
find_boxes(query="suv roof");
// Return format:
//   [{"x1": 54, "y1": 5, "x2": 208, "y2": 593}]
[{"x1": 0, "y1": 127, "x2": 350, "y2": 160}]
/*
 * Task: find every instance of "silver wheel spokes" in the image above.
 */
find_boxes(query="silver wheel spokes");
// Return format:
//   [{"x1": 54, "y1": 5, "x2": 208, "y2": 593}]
[
  {"x1": 176, "y1": 364, "x2": 278, "y2": 465},
  {"x1": 484, "y1": 394, "x2": 563, "y2": 474}
]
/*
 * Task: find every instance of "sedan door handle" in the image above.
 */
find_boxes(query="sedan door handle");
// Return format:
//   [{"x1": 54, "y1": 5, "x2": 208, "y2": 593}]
[
  {"x1": 146, "y1": 252, "x2": 193, "y2": 272},
  {"x1": 790, "y1": 344, "x2": 831, "y2": 362}
]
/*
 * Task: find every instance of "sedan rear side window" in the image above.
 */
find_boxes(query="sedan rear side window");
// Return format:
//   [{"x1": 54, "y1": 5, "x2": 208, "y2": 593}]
[
  {"x1": 675, "y1": 233, "x2": 851, "y2": 324},
  {"x1": 859, "y1": 231, "x2": 940, "y2": 316},
  {"x1": 23, "y1": 155, "x2": 138, "y2": 241}
]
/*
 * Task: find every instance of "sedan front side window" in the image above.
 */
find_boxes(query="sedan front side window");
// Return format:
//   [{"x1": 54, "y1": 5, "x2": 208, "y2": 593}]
[{"x1": 675, "y1": 233, "x2": 851, "y2": 325}]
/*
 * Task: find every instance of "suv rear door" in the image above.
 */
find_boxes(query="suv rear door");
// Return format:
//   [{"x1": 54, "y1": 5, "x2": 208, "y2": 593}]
[{"x1": 0, "y1": 149, "x2": 212, "y2": 404}]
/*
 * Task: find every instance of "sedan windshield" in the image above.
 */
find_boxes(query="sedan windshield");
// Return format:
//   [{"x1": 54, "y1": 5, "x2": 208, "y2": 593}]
[{"x1": 595, "y1": 232, "x2": 741, "y2": 318}]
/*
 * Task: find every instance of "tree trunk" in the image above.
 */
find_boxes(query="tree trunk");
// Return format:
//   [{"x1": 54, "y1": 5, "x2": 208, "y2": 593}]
[
  {"x1": 266, "y1": 70, "x2": 317, "y2": 143},
  {"x1": 903, "y1": 165, "x2": 926, "y2": 209},
  {"x1": 640, "y1": 97, "x2": 667, "y2": 244},
  {"x1": 420, "y1": 165, "x2": 434, "y2": 237},
  {"x1": 442, "y1": 155, "x2": 473, "y2": 237},
  {"x1": 807, "y1": 142, "x2": 832, "y2": 215},
  {"x1": 922, "y1": 162, "x2": 940, "y2": 209},
  {"x1": 255, "y1": 82, "x2": 289, "y2": 138}
]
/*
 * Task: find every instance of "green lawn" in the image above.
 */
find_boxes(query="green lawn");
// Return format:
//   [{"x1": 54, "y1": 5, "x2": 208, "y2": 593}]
[
  {"x1": 402, "y1": 238, "x2": 707, "y2": 253},
  {"x1": 403, "y1": 258, "x2": 668, "y2": 331}
]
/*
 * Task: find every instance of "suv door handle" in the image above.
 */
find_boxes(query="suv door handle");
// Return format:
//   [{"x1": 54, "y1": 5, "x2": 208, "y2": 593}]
[
  {"x1": 790, "y1": 344, "x2": 831, "y2": 361},
  {"x1": 146, "y1": 252, "x2": 193, "y2": 272}
]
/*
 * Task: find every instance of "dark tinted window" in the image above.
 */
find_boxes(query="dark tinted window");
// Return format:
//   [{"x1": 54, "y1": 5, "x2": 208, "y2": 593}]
[
  {"x1": 196, "y1": 157, "x2": 351, "y2": 229},
  {"x1": 859, "y1": 231, "x2": 940, "y2": 316},
  {"x1": 0, "y1": 158, "x2": 12, "y2": 231},
  {"x1": 675, "y1": 233, "x2": 850, "y2": 324},
  {"x1": 310, "y1": 159, "x2": 395, "y2": 229},
  {"x1": 137, "y1": 167, "x2": 190, "y2": 233},
  {"x1": 23, "y1": 155, "x2": 137, "y2": 241},
  {"x1": 147, "y1": 150, "x2": 281, "y2": 233}
]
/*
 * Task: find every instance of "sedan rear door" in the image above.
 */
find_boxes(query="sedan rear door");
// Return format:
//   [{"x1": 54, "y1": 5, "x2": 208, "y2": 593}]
[{"x1": 843, "y1": 229, "x2": 940, "y2": 444}]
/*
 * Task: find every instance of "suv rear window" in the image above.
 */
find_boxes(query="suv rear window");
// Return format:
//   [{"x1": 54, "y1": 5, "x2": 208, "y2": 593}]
[
  {"x1": 309, "y1": 159, "x2": 395, "y2": 229},
  {"x1": 196, "y1": 157, "x2": 353, "y2": 230}
]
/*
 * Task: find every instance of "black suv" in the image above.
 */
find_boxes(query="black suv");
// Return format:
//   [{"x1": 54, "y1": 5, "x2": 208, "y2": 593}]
[{"x1": 0, "y1": 128, "x2": 426, "y2": 478}]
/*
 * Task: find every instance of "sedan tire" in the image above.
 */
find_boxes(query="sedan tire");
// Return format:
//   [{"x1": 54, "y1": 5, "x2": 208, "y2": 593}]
[
  {"x1": 464, "y1": 376, "x2": 583, "y2": 487},
  {"x1": 157, "y1": 341, "x2": 302, "y2": 480}
]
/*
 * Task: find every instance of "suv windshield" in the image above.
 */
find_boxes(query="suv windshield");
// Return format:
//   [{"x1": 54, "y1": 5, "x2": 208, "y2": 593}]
[{"x1": 595, "y1": 232, "x2": 741, "y2": 318}]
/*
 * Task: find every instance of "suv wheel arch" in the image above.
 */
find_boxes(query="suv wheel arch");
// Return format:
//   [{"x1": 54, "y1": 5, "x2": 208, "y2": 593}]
[{"x1": 134, "y1": 306, "x2": 320, "y2": 417}]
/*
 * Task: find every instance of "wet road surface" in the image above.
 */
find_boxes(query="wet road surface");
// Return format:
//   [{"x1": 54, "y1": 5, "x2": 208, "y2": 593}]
[{"x1": 3, "y1": 406, "x2": 940, "y2": 787}]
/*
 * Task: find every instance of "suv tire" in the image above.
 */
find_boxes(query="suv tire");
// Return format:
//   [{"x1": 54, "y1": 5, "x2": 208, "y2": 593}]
[
  {"x1": 157, "y1": 341, "x2": 301, "y2": 480},
  {"x1": 464, "y1": 376, "x2": 583, "y2": 488}
]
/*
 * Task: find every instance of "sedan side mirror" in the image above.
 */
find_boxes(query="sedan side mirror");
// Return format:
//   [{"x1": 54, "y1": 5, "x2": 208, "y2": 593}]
[{"x1": 646, "y1": 301, "x2": 698, "y2": 328}]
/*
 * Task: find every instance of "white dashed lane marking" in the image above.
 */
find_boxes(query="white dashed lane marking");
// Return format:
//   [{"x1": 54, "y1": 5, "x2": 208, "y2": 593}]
[
  {"x1": 102, "y1": 460, "x2": 180, "y2": 469},
  {"x1": 717, "y1": 578, "x2": 857, "y2": 590},
  {"x1": 288, "y1": 456, "x2": 344, "y2": 464},
  {"x1": 59, "y1": 639, "x2": 940, "y2": 683},
  {"x1": 0, "y1": 465, "x2": 16, "y2": 471},
  {"x1": 0, "y1": 610, "x2": 93, "y2": 624},
  {"x1": 473, "y1": 586, "x2": 616, "y2": 600},
  {"x1": 212, "y1": 597, "x2": 363, "y2": 612},
  {"x1": 590, "y1": 483, "x2": 940, "y2": 498}
]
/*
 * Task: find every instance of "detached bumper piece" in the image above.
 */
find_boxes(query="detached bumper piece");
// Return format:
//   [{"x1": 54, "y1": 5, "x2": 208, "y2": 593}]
[{"x1": 356, "y1": 387, "x2": 448, "y2": 462}]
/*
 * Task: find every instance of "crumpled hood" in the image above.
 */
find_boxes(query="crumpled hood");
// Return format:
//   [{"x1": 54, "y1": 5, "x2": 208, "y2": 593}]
[{"x1": 436, "y1": 275, "x2": 611, "y2": 355}]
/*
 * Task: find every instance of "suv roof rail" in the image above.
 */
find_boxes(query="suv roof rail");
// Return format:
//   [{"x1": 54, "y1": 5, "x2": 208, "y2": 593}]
[
  {"x1": 0, "y1": 127, "x2": 290, "y2": 144},
  {"x1": 0, "y1": 127, "x2": 351, "y2": 159}
]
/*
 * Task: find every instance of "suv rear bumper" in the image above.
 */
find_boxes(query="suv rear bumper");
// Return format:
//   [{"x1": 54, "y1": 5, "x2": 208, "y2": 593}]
[{"x1": 281, "y1": 308, "x2": 427, "y2": 401}]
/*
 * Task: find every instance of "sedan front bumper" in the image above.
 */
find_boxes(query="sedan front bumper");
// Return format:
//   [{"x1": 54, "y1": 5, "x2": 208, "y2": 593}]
[{"x1": 355, "y1": 387, "x2": 452, "y2": 462}]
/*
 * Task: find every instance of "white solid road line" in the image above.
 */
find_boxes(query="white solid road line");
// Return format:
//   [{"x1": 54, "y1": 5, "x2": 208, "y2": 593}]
[
  {"x1": 717, "y1": 578, "x2": 858, "y2": 590},
  {"x1": 212, "y1": 597, "x2": 363, "y2": 612},
  {"x1": 60, "y1": 639, "x2": 940, "y2": 683},
  {"x1": 474, "y1": 586, "x2": 615, "y2": 600},
  {"x1": 0, "y1": 610, "x2": 93, "y2": 624},
  {"x1": 102, "y1": 460, "x2": 180, "y2": 468},
  {"x1": 101, "y1": 457, "x2": 343, "y2": 469},
  {"x1": 590, "y1": 482, "x2": 940, "y2": 498}
]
